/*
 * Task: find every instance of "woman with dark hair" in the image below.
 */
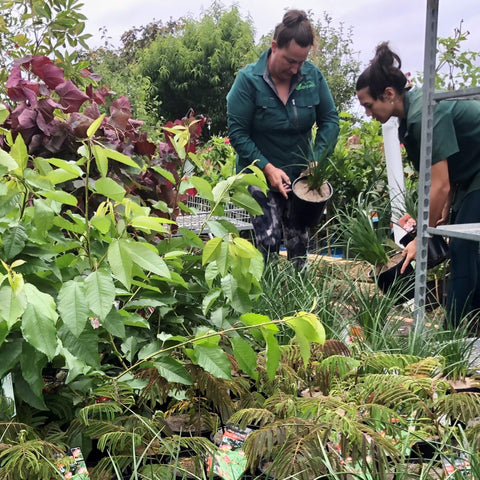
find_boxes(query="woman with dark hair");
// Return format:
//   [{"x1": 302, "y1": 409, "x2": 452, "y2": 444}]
[
  {"x1": 227, "y1": 9, "x2": 339, "y2": 270},
  {"x1": 356, "y1": 41, "x2": 480, "y2": 325}
]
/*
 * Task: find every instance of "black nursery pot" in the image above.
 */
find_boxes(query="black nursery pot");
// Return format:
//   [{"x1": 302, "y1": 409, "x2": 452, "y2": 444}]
[
  {"x1": 377, "y1": 253, "x2": 415, "y2": 302},
  {"x1": 291, "y1": 177, "x2": 333, "y2": 228},
  {"x1": 399, "y1": 233, "x2": 449, "y2": 269}
]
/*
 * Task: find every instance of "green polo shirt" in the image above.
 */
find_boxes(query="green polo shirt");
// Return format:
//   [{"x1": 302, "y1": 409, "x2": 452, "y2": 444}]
[
  {"x1": 399, "y1": 87, "x2": 480, "y2": 209},
  {"x1": 226, "y1": 49, "x2": 339, "y2": 183}
]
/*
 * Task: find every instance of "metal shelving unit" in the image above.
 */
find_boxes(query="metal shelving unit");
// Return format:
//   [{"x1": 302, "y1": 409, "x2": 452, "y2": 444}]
[{"x1": 414, "y1": 0, "x2": 480, "y2": 326}]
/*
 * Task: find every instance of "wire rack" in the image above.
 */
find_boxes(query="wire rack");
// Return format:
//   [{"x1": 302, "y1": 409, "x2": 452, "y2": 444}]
[{"x1": 175, "y1": 196, "x2": 253, "y2": 234}]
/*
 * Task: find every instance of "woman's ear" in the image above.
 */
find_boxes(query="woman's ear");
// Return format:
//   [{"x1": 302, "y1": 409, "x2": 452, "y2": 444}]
[{"x1": 383, "y1": 87, "x2": 396, "y2": 102}]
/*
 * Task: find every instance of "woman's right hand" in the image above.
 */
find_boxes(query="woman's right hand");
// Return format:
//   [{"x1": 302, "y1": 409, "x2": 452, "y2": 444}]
[{"x1": 263, "y1": 163, "x2": 291, "y2": 199}]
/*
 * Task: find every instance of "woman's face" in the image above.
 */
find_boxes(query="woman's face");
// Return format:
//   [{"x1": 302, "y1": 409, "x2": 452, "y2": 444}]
[
  {"x1": 269, "y1": 39, "x2": 311, "y2": 82},
  {"x1": 356, "y1": 87, "x2": 395, "y2": 124}
]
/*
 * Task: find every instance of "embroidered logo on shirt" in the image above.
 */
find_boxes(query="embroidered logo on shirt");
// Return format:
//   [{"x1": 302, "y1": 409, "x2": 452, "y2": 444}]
[{"x1": 296, "y1": 80, "x2": 315, "y2": 90}]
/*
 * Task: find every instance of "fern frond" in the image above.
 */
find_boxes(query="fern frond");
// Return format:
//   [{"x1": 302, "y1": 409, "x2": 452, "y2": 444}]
[
  {"x1": 82, "y1": 419, "x2": 124, "y2": 439},
  {"x1": 136, "y1": 367, "x2": 173, "y2": 408},
  {"x1": 152, "y1": 435, "x2": 216, "y2": 457},
  {"x1": 404, "y1": 356, "x2": 445, "y2": 377},
  {"x1": 360, "y1": 352, "x2": 425, "y2": 374},
  {"x1": 228, "y1": 408, "x2": 276, "y2": 429},
  {"x1": 39, "y1": 422, "x2": 68, "y2": 449},
  {"x1": 264, "y1": 392, "x2": 300, "y2": 418},
  {"x1": 187, "y1": 365, "x2": 237, "y2": 421},
  {"x1": 93, "y1": 380, "x2": 135, "y2": 407},
  {"x1": 97, "y1": 430, "x2": 142, "y2": 453},
  {"x1": 0, "y1": 422, "x2": 34, "y2": 443},
  {"x1": 0, "y1": 439, "x2": 63, "y2": 479},
  {"x1": 89, "y1": 453, "x2": 133, "y2": 479},
  {"x1": 78, "y1": 401, "x2": 123, "y2": 425},
  {"x1": 434, "y1": 392, "x2": 480, "y2": 425}
]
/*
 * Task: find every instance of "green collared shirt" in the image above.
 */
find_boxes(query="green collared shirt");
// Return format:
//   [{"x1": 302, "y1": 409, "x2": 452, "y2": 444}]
[
  {"x1": 399, "y1": 87, "x2": 480, "y2": 209},
  {"x1": 226, "y1": 49, "x2": 339, "y2": 182}
]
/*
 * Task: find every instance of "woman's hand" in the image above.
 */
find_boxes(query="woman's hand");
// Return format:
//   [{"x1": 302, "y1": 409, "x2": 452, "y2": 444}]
[
  {"x1": 263, "y1": 163, "x2": 291, "y2": 199},
  {"x1": 401, "y1": 236, "x2": 417, "y2": 274}
]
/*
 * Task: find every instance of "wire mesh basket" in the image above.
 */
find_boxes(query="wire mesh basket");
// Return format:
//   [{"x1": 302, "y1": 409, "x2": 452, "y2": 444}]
[{"x1": 175, "y1": 196, "x2": 253, "y2": 233}]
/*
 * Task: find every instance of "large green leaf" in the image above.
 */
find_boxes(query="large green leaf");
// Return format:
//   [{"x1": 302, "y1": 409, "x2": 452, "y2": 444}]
[
  {"x1": 192, "y1": 344, "x2": 232, "y2": 380},
  {"x1": 122, "y1": 241, "x2": 171, "y2": 279},
  {"x1": 84, "y1": 269, "x2": 115, "y2": 320},
  {"x1": 154, "y1": 356, "x2": 193, "y2": 385},
  {"x1": 103, "y1": 147, "x2": 140, "y2": 169},
  {"x1": 59, "y1": 326, "x2": 101, "y2": 369},
  {"x1": 94, "y1": 176, "x2": 126, "y2": 202},
  {"x1": 240, "y1": 313, "x2": 279, "y2": 333},
  {"x1": 22, "y1": 284, "x2": 58, "y2": 360},
  {"x1": 10, "y1": 132, "x2": 28, "y2": 174},
  {"x1": 202, "y1": 288, "x2": 222, "y2": 316},
  {"x1": 102, "y1": 308, "x2": 126, "y2": 339},
  {"x1": 264, "y1": 331, "x2": 280, "y2": 381},
  {"x1": 20, "y1": 343, "x2": 47, "y2": 399},
  {"x1": 57, "y1": 279, "x2": 89, "y2": 337},
  {"x1": 232, "y1": 237, "x2": 260, "y2": 259},
  {"x1": 130, "y1": 216, "x2": 172, "y2": 234},
  {"x1": 40, "y1": 190, "x2": 78, "y2": 206},
  {"x1": 0, "y1": 285, "x2": 27, "y2": 328},
  {"x1": 230, "y1": 336, "x2": 258, "y2": 380},
  {"x1": 202, "y1": 237, "x2": 222, "y2": 265},
  {"x1": 221, "y1": 275, "x2": 251, "y2": 313},
  {"x1": 0, "y1": 149, "x2": 19, "y2": 171},
  {"x1": 93, "y1": 144, "x2": 108, "y2": 177},
  {"x1": 14, "y1": 373, "x2": 47, "y2": 410},
  {"x1": 2, "y1": 224, "x2": 27, "y2": 260},
  {"x1": 87, "y1": 114, "x2": 105, "y2": 137},
  {"x1": 231, "y1": 190, "x2": 263, "y2": 216},
  {"x1": 0, "y1": 339, "x2": 23, "y2": 378},
  {"x1": 188, "y1": 177, "x2": 213, "y2": 200},
  {"x1": 108, "y1": 239, "x2": 133, "y2": 289},
  {"x1": 33, "y1": 199, "x2": 55, "y2": 236}
]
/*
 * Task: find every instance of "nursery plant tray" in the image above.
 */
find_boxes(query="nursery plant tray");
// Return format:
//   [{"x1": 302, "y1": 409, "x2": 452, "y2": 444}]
[{"x1": 176, "y1": 197, "x2": 253, "y2": 234}]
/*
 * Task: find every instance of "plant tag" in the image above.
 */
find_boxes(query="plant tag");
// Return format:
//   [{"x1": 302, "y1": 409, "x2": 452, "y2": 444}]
[
  {"x1": 0, "y1": 373, "x2": 16, "y2": 419},
  {"x1": 442, "y1": 454, "x2": 471, "y2": 478},
  {"x1": 54, "y1": 447, "x2": 90, "y2": 479},
  {"x1": 206, "y1": 424, "x2": 253, "y2": 480}
]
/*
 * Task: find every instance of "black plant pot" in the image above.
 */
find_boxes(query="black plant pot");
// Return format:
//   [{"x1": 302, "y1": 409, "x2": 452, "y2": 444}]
[
  {"x1": 377, "y1": 253, "x2": 415, "y2": 302},
  {"x1": 291, "y1": 177, "x2": 333, "y2": 228},
  {"x1": 399, "y1": 233, "x2": 449, "y2": 269}
]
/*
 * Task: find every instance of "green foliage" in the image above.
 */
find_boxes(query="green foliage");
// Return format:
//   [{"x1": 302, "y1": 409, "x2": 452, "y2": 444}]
[
  {"x1": 310, "y1": 11, "x2": 361, "y2": 111},
  {"x1": 0, "y1": 0, "x2": 92, "y2": 95},
  {"x1": 436, "y1": 20, "x2": 480, "y2": 89},
  {"x1": 411, "y1": 19, "x2": 480, "y2": 90},
  {"x1": 328, "y1": 112, "x2": 388, "y2": 212},
  {"x1": 138, "y1": 2, "x2": 257, "y2": 135},
  {"x1": 334, "y1": 192, "x2": 394, "y2": 268}
]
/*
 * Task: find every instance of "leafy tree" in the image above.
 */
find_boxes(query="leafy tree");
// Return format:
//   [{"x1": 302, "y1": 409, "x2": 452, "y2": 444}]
[
  {"x1": 138, "y1": 2, "x2": 257, "y2": 135},
  {"x1": 0, "y1": 0, "x2": 91, "y2": 97},
  {"x1": 310, "y1": 12, "x2": 361, "y2": 112}
]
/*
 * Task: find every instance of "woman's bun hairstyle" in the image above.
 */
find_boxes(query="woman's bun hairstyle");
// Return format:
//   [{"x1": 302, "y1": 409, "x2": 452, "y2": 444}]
[
  {"x1": 356, "y1": 41, "x2": 407, "y2": 99},
  {"x1": 274, "y1": 9, "x2": 315, "y2": 49}
]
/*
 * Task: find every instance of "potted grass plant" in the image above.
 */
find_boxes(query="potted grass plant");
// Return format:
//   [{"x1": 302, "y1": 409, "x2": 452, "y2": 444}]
[
  {"x1": 334, "y1": 193, "x2": 415, "y2": 300},
  {"x1": 291, "y1": 126, "x2": 334, "y2": 228}
]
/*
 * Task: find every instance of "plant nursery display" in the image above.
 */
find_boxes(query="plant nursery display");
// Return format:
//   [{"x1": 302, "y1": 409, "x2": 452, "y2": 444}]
[{"x1": 0, "y1": 2, "x2": 479, "y2": 479}]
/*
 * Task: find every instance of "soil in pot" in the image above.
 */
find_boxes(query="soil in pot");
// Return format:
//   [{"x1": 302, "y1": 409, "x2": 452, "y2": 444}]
[{"x1": 291, "y1": 177, "x2": 333, "y2": 228}]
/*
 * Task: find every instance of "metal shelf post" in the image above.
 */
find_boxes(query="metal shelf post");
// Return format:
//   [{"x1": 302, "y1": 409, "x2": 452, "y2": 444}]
[{"x1": 414, "y1": 0, "x2": 480, "y2": 327}]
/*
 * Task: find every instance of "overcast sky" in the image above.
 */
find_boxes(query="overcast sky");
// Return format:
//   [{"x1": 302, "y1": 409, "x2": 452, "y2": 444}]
[{"x1": 80, "y1": 0, "x2": 480, "y2": 78}]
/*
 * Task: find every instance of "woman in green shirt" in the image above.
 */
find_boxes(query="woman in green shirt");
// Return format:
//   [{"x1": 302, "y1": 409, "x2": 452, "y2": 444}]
[
  {"x1": 227, "y1": 9, "x2": 339, "y2": 269},
  {"x1": 356, "y1": 41, "x2": 480, "y2": 326}
]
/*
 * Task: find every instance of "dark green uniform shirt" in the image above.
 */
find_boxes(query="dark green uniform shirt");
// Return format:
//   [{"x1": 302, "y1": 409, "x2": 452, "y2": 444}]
[
  {"x1": 399, "y1": 87, "x2": 480, "y2": 209},
  {"x1": 226, "y1": 49, "x2": 339, "y2": 183}
]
